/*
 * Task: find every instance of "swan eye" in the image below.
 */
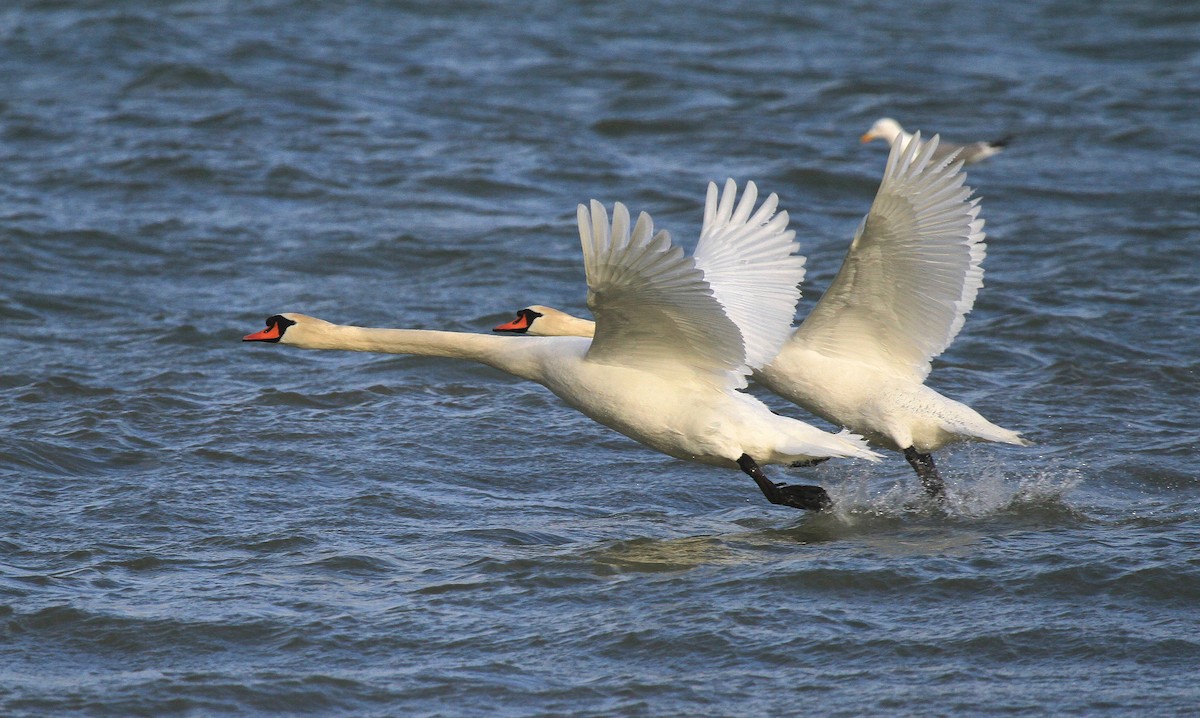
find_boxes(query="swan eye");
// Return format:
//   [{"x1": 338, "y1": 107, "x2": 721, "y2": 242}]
[
  {"x1": 517, "y1": 308, "x2": 544, "y2": 328},
  {"x1": 264, "y1": 315, "x2": 296, "y2": 336}
]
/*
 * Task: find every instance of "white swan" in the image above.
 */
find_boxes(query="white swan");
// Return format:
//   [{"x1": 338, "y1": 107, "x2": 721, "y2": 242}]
[
  {"x1": 862, "y1": 117, "x2": 1011, "y2": 166},
  {"x1": 494, "y1": 134, "x2": 1029, "y2": 499},
  {"x1": 245, "y1": 181, "x2": 880, "y2": 512}
]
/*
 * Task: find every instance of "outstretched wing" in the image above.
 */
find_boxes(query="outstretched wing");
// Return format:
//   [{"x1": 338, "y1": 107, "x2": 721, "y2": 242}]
[
  {"x1": 578, "y1": 200, "x2": 746, "y2": 388},
  {"x1": 693, "y1": 179, "x2": 806, "y2": 370},
  {"x1": 792, "y1": 132, "x2": 986, "y2": 381}
]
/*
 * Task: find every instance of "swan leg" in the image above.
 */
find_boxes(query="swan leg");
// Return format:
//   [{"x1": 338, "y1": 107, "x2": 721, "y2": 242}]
[
  {"x1": 903, "y1": 447, "x2": 946, "y2": 501},
  {"x1": 737, "y1": 454, "x2": 831, "y2": 512}
]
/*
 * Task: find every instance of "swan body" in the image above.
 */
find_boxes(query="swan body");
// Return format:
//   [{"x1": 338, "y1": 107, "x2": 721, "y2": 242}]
[
  {"x1": 861, "y1": 117, "x2": 1010, "y2": 165},
  {"x1": 246, "y1": 180, "x2": 880, "y2": 512},
  {"x1": 757, "y1": 348, "x2": 1024, "y2": 454},
  {"x1": 496, "y1": 135, "x2": 1028, "y2": 497}
]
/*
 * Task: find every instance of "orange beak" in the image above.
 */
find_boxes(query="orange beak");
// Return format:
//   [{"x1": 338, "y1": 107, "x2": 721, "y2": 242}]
[
  {"x1": 860, "y1": 132, "x2": 875, "y2": 144},
  {"x1": 243, "y1": 324, "x2": 283, "y2": 342},
  {"x1": 493, "y1": 313, "x2": 531, "y2": 333}
]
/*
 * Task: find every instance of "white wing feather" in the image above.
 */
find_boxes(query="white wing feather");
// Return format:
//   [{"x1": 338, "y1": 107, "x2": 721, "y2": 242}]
[
  {"x1": 694, "y1": 179, "x2": 806, "y2": 370},
  {"x1": 792, "y1": 132, "x2": 986, "y2": 380},
  {"x1": 578, "y1": 200, "x2": 746, "y2": 387}
]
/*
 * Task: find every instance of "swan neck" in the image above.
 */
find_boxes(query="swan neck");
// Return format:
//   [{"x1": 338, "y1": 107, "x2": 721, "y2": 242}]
[
  {"x1": 293, "y1": 323, "x2": 537, "y2": 376},
  {"x1": 557, "y1": 315, "x2": 596, "y2": 338}
]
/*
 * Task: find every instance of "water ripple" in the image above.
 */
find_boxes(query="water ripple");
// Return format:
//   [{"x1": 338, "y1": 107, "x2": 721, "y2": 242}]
[{"x1": 3, "y1": 0, "x2": 1199, "y2": 715}]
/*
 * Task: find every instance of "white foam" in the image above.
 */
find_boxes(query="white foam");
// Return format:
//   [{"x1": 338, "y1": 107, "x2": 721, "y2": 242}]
[{"x1": 818, "y1": 445, "x2": 1084, "y2": 522}]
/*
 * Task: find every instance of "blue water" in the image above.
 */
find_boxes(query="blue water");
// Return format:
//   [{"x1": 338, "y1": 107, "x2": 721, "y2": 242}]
[{"x1": 3, "y1": 1, "x2": 1199, "y2": 715}]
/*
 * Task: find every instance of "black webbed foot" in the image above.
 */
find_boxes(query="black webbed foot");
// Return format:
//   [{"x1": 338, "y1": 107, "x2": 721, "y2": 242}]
[
  {"x1": 772, "y1": 483, "x2": 832, "y2": 511},
  {"x1": 738, "y1": 453, "x2": 832, "y2": 512}
]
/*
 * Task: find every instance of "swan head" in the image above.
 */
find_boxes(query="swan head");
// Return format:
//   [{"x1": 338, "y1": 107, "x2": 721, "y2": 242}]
[
  {"x1": 243, "y1": 313, "x2": 331, "y2": 346},
  {"x1": 861, "y1": 117, "x2": 904, "y2": 144},
  {"x1": 492, "y1": 305, "x2": 595, "y2": 338}
]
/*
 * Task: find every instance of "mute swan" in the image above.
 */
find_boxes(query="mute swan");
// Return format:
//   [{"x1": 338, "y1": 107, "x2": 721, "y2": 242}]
[
  {"x1": 245, "y1": 181, "x2": 880, "y2": 512},
  {"x1": 494, "y1": 134, "x2": 1029, "y2": 499},
  {"x1": 862, "y1": 117, "x2": 1011, "y2": 166}
]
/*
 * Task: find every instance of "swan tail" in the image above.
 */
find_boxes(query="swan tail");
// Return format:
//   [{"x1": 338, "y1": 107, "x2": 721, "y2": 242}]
[
  {"x1": 943, "y1": 414, "x2": 1031, "y2": 448},
  {"x1": 830, "y1": 428, "x2": 885, "y2": 461},
  {"x1": 778, "y1": 426, "x2": 883, "y2": 463},
  {"x1": 972, "y1": 426, "x2": 1031, "y2": 447}
]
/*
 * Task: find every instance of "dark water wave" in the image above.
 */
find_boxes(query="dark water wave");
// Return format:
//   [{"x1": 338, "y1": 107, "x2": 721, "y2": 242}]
[{"x1": 3, "y1": 0, "x2": 1200, "y2": 715}]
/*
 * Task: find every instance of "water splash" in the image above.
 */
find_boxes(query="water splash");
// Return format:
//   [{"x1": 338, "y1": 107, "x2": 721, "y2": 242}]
[{"x1": 822, "y1": 446, "x2": 1086, "y2": 522}]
